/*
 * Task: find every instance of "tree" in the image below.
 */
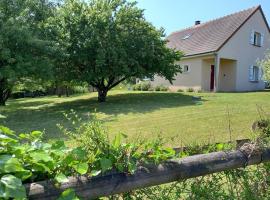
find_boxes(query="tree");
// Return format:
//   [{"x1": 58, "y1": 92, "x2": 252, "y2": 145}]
[
  {"x1": 260, "y1": 50, "x2": 270, "y2": 82},
  {"x1": 51, "y1": 0, "x2": 182, "y2": 102},
  {"x1": 0, "y1": 0, "x2": 56, "y2": 105}
]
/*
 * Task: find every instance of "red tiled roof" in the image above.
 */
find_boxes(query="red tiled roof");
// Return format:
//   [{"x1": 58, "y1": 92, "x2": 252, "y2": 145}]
[{"x1": 167, "y1": 5, "x2": 263, "y2": 56}]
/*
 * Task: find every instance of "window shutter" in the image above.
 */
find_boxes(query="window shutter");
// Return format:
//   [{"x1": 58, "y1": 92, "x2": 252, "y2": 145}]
[
  {"x1": 250, "y1": 30, "x2": 255, "y2": 45},
  {"x1": 259, "y1": 67, "x2": 264, "y2": 80},
  {"x1": 249, "y1": 65, "x2": 254, "y2": 81},
  {"x1": 261, "y1": 33, "x2": 265, "y2": 47}
]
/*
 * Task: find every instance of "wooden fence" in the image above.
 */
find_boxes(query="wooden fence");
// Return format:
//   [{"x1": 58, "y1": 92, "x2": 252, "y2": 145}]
[{"x1": 25, "y1": 145, "x2": 270, "y2": 200}]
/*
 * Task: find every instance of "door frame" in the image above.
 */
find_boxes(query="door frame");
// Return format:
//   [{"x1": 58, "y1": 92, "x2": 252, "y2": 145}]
[{"x1": 210, "y1": 65, "x2": 215, "y2": 91}]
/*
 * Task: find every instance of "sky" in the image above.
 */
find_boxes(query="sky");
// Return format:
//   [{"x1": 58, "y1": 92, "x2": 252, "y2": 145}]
[{"x1": 134, "y1": 0, "x2": 270, "y2": 35}]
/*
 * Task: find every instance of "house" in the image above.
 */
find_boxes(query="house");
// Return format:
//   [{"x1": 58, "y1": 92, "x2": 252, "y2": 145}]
[{"x1": 151, "y1": 5, "x2": 270, "y2": 92}]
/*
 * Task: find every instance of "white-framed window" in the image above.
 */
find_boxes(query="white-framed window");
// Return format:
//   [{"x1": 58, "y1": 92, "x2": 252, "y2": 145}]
[
  {"x1": 249, "y1": 65, "x2": 262, "y2": 82},
  {"x1": 183, "y1": 65, "x2": 190, "y2": 73},
  {"x1": 250, "y1": 30, "x2": 264, "y2": 47}
]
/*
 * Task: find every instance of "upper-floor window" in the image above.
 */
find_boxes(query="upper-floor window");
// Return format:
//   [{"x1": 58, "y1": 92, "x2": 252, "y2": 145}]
[
  {"x1": 250, "y1": 31, "x2": 264, "y2": 47},
  {"x1": 183, "y1": 65, "x2": 190, "y2": 73},
  {"x1": 254, "y1": 32, "x2": 262, "y2": 46}
]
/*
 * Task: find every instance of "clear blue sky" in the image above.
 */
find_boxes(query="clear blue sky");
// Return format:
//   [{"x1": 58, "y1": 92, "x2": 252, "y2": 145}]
[{"x1": 134, "y1": 0, "x2": 270, "y2": 35}]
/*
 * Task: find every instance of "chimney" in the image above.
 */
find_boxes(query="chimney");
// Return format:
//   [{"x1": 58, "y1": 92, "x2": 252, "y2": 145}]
[{"x1": 195, "y1": 20, "x2": 201, "y2": 25}]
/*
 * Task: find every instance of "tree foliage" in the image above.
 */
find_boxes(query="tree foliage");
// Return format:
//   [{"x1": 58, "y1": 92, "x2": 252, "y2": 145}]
[
  {"x1": 260, "y1": 50, "x2": 270, "y2": 82},
  {"x1": 50, "y1": 0, "x2": 182, "y2": 102},
  {"x1": 0, "y1": 0, "x2": 56, "y2": 105}
]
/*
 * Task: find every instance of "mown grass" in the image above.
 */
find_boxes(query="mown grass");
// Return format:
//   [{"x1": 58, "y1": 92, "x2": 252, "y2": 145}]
[{"x1": 0, "y1": 90, "x2": 269, "y2": 146}]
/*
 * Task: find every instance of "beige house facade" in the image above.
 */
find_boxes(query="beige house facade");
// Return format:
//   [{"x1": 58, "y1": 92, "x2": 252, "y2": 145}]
[{"x1": 151, "y1": 6, "x2": 270, "y2": 92}]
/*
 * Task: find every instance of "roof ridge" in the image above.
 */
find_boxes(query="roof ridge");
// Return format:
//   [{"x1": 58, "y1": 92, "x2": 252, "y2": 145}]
[{"x1": 169, "y1": 5, "x2": 260, "y2": 37}]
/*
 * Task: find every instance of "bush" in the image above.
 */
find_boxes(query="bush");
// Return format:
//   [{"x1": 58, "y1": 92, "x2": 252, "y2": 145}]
[
  {"x1": 133, "y1": 82, "x2": 152, "y2": 91},
  {"x1": 1, "y1": 114, "x2": 270, "y2": 199},
  {"x1": 148, "y1": 87, "x2": 154, "y2": 91},
  {"x1": 155, "y1": 85, "x2": 169, "y2": 92},
  {"x1": 141, "y1": 82, "x2": 151, "y2": 91},
  {"x1": 177, "y1": 89, "x2": 184, "y2": 92},
  {"x1": 132, "y1": 84, "x2": 141, "y2": 91},
  {"x1": 160, "y1": 85, "x2": 169, "y2": 91},
  {"x1": 0, "y1": 113, "x2": 176, "y2": 199},
  {"x1": 186, "y1": 88, "x2": 194, "y2": 92},
  {"x1": 155, "y1": 85, "x2": 161, "y2": 91}
]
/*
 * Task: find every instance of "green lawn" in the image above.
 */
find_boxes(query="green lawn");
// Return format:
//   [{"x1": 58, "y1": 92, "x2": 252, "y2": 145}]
[{"x1": 0, "y1": 90, "x2": 269, "y2": 146}]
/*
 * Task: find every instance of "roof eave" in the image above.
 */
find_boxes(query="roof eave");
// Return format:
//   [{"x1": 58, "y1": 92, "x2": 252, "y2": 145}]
[{"x1": 182, "y1": 51, "x2": 216, "y2": 59}]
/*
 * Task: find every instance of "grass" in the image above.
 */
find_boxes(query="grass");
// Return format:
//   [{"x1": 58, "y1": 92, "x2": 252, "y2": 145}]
[{"x1": 0, "y1": 90, "x2": 269, "y2": 146}]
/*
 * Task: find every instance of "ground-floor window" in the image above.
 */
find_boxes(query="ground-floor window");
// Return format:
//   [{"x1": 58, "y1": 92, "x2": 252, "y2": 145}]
[{"x1": 249, "y1": 65, "x2": 260, "y2": 82}]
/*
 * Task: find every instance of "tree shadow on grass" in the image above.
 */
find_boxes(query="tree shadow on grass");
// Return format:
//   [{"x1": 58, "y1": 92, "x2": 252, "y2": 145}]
[
  {"x1": 40, "y1": 92, "x2": 203, "y2": 115},
  {"x1": 0, "y1": 92, "x2": 206, "y2": 140}
]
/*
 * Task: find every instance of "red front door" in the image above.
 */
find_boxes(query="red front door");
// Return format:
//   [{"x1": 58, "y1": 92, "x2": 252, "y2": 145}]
[{"x1": 210, "y1": 65, "x2": 215, "y2": 91}]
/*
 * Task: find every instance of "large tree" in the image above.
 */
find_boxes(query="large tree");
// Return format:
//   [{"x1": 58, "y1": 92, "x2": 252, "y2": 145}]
[
  {"x1": 51, "y1": 0, "x2": 182, "y2": 102},
  {"x1": 0, "y1": 0, "x2": 56, "y2": 105}
]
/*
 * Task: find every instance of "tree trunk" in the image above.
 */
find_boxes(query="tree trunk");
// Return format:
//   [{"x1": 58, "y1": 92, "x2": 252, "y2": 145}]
[
  {"x1": 0, "y1": 97, "x2": 6, "y2": 106},
  {"x1": 97, "y1": 89, "x2": 108, "y2": 102},
  {"x1": 65, "y1": 86, "x2": 69, "y2": 97},
  {"x1": 0, "y1": 78, "x2": 10, "y2": 106}
]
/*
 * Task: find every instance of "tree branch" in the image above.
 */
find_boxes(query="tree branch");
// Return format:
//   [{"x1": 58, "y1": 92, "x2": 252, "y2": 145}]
[{"x1": 108, "y1": 77, "x2": 127, "y2": 90}]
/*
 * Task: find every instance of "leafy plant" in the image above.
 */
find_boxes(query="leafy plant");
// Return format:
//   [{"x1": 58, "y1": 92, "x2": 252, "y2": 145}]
[
  {"x1": 177, "y1": 89, "x2": 184, "y2": 92},
  {"x1": 155, "y1": 85, "x2": 169, "y2": 92},
  {"x1": 186, "y1": 88, "x2": 194, "y2": 92}
]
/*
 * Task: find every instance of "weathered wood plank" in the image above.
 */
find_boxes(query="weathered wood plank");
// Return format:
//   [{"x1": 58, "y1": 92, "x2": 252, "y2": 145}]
[{"x1": 25, "y1": 148, "x2": 270, "y2": 200}]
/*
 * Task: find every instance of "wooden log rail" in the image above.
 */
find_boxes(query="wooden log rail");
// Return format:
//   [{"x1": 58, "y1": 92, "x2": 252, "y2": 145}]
[{"x1": 25, "y1": 147, "x2": 270, "y2": 200}]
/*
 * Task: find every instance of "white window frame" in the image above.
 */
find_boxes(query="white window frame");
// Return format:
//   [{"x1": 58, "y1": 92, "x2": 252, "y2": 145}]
[
  {"x1": 249, "y1": 65, "x2": 262, "y2": 82},
  {"x1": 250, "y1": 30, "x2": 264, "y2": 47},
  {"x1": 183, "y1": 65, "x2": 190, "y2": 73}
]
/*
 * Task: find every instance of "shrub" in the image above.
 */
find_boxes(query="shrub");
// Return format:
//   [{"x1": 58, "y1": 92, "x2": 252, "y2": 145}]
[
  {"x1": 133, "y1": 82, "x2": 152, "y2": 91},
  {"x1": 141, "y1": 82, "x2": 151, "y2": 91},
  {"x1": 148, "y1": 87, "x2": 154, "y2": 91},
  {"x1": 155, "y1": 85, "x2": 168, "y2": 92},
  {"x1": 186, "y1": 88, "x2": 194, "y2": 92},
  {"x1": 132, "y1": 84, "x2": 141, "y2": 91},
  {"x1": 177, "y1": 89, "x2": 184, "y2": 92},
  {"x1": 0, "y1": 113, "x2": 177, "y2": 199},
  {"x1": 160, "y1": 85, "x2": 169, "y2": 91},
  {"x1": 155, "y1": 85, "x2": 161, "y2": 91}
]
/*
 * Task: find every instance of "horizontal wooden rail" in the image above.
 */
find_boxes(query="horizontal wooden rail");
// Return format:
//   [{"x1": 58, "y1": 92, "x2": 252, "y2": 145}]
[{"x1": 25, "y1": 147, "x2": 270, "y2": 200}]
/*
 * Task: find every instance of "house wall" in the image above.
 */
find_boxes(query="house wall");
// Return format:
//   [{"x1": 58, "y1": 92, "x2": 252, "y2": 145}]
[
  {"x1": 219, "y1": 59, "x2": 237, "y2": 91},
  {"x1": 151, "y1": 57, "x2": 204, "y2": 91},
  {"x1": 218, "y1": 9, "x2": 270, "y2": 91},
  {"x1": 201, "y1": 59, "x2": 214, "y2": 91}
]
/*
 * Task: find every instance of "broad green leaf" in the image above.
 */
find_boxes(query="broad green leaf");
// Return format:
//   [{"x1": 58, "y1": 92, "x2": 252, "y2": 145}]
[
  {"x1": 112, "y1": 133, "x2": 122, "y2": 149},
  {"x1": 0, "y1": 182, "x2": 5, "y2": 198},
  {"x1": 71, "y1": 147, "x2": 86, "y2": 161},
  {"x1": 0, "y1": 134, "x2": 17, "y2": 143},
  {"x1": 216, "y1": 143, "x2": 224, "y2": 151},
  {"x1": 31, "y1": 131, "x2": 43, "y2": 139},
  {"x1": 0, "y1": 155, "x2": 25, "y2": 173},
  {"x1": 29, "y1": 150, "x2": 52, "y2": 162},
  {"x1": 18, "y1": 133, "x2": 29, "y2": 140},
  {"x1": 0, "y1": 126, "x2": 15, "y2": 137},
  {"x1": 15, "y1": 170, "x2": 32, "y2": 181},
  {"x1": 57, "y1": 189, "x2": 79, "y2": 200},
  {"x1": 52, "y1": 140, "x2": 66, "y2": 150},
  {"x1": 55, "y1": 173, "x2": 69, "y2": 183},
  {"x1": 32, "y1": 162, "x2": 51, "y2": 172},
  {"x1": 72, "y1": 163, "x2": 88, "y2": 175},
  {"x1": 100, "y1": 158, "x2": 112, "y2": 172},
  {"x1": 90, "y1": 170, "x2": 101, "y2": 177},
  {"x1": 0, "y1": 175, "x2": 26, "y2": 199}
]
